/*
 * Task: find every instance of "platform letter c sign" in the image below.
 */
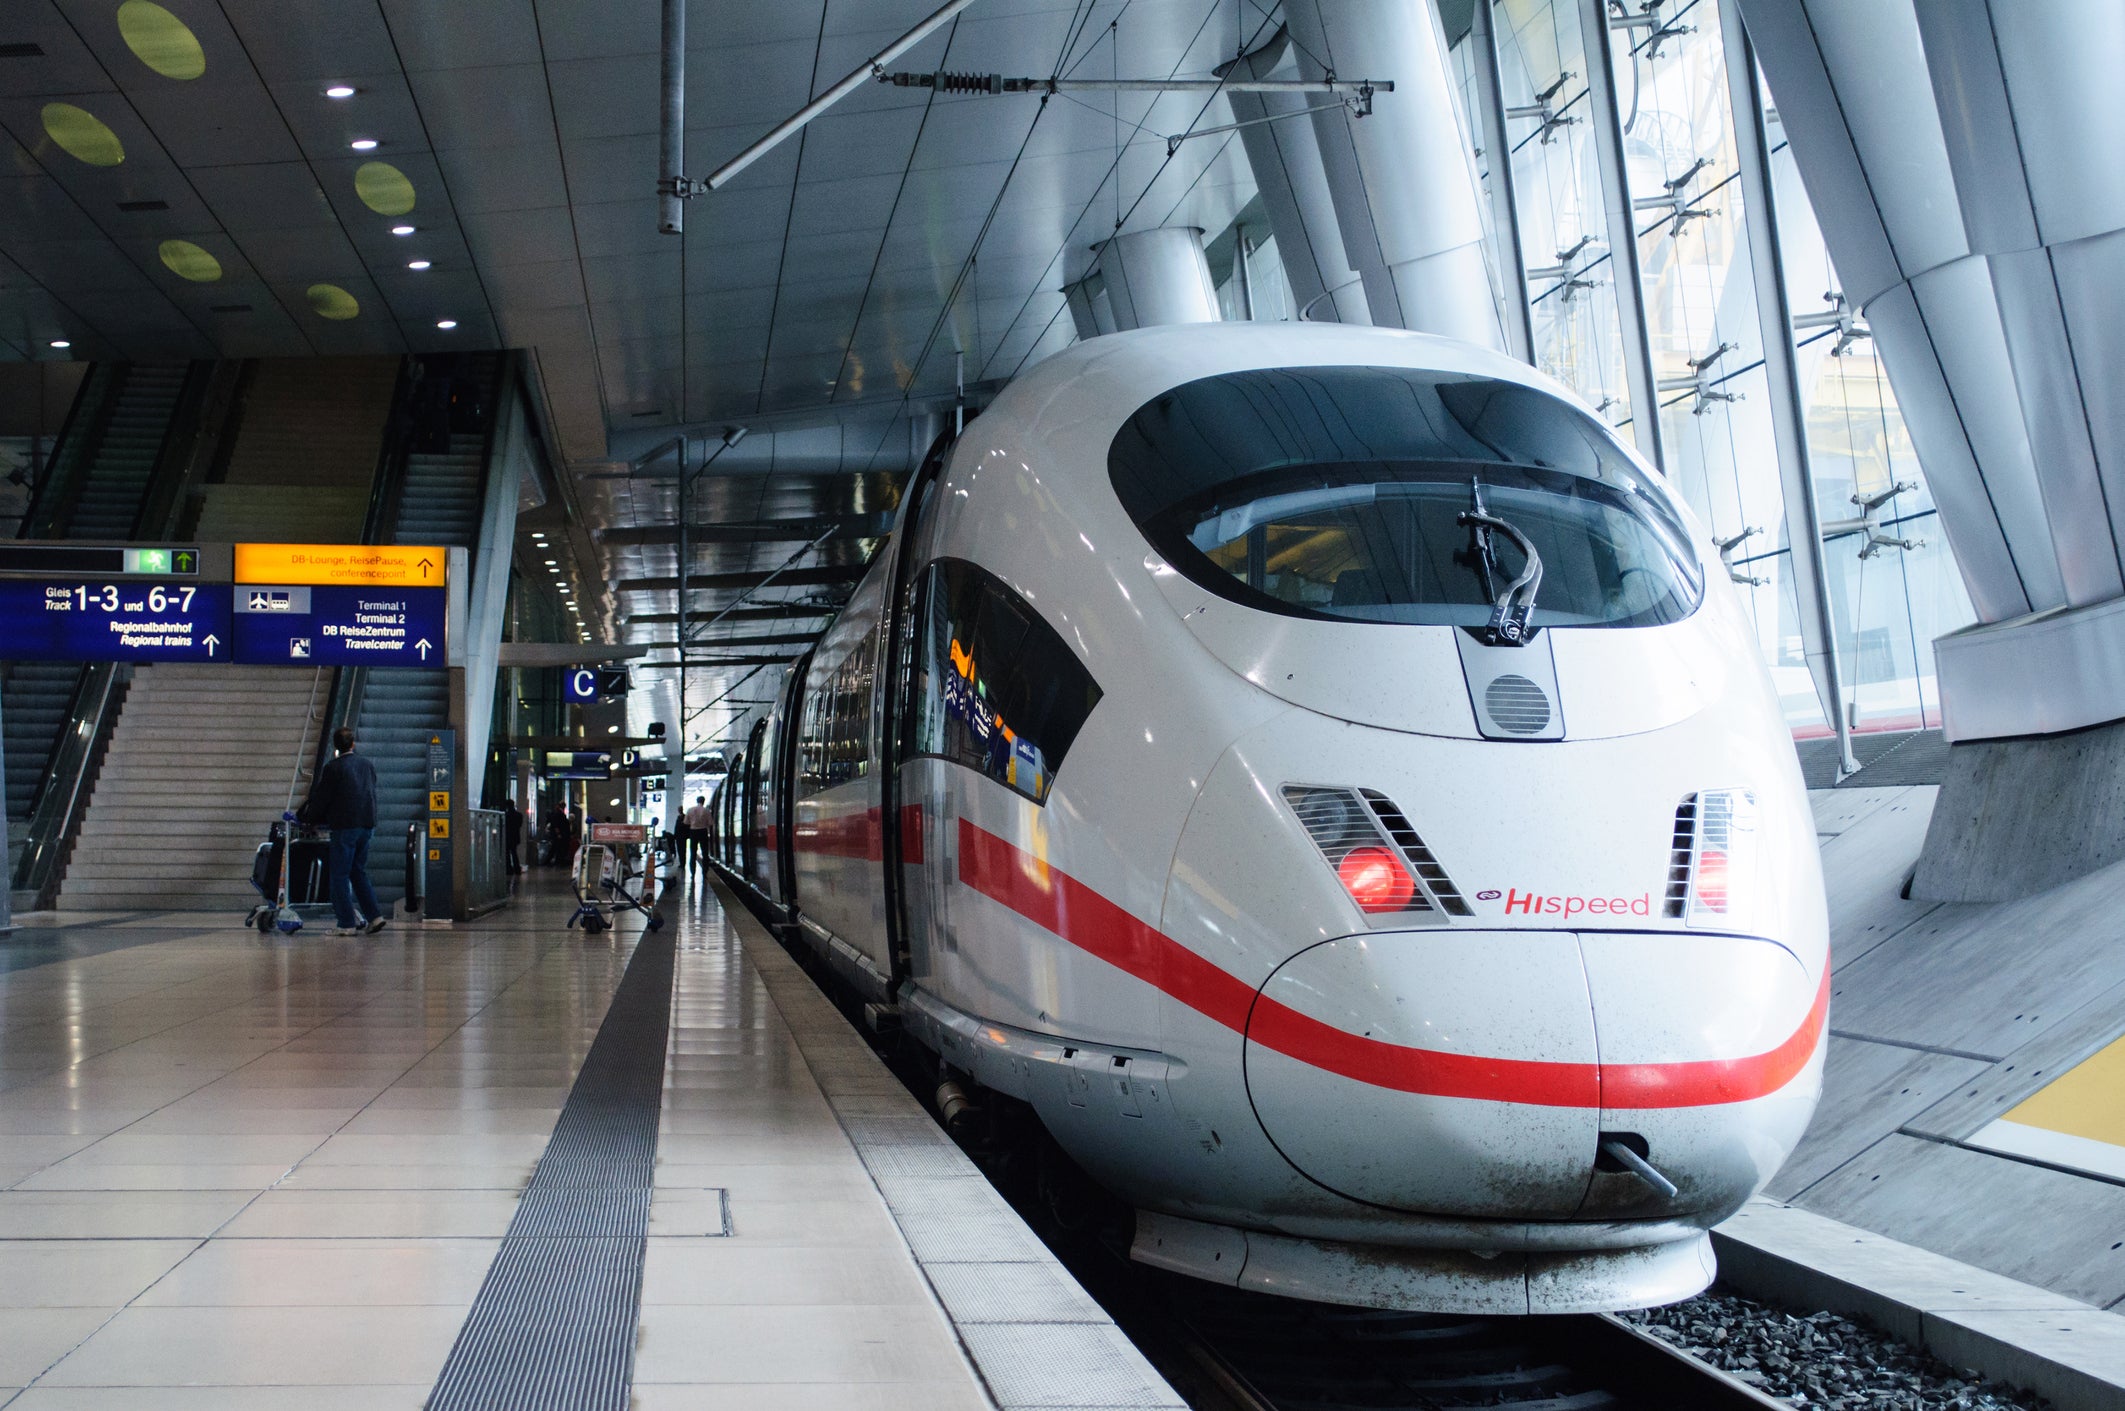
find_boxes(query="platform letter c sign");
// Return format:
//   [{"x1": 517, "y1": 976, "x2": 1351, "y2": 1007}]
[{"x1": 566, "y1": 668, "x2": 598, "y2": 704}]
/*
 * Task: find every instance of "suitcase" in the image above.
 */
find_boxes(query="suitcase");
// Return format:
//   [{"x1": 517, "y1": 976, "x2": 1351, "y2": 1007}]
[
  {"x1": 284, "y1": 838, "x2": 331, "y2": 904},
  {"x1": 249, "y1": 827, "x2": 332, "y2": 907}
]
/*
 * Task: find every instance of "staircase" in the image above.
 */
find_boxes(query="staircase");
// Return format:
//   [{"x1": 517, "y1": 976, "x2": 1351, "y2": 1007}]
[
  {"x1": 191, "y1": 357, "x2": 399, "y2": 542},
  {"x1": 58, "y1": 664, "x2": 327, "y2": 912},
  {"x1": 352, "y1": 354, "x2": 497, "y2": 905},
  {"x1": 49, "y1": 356, "x2": 401, "y2": 910}
]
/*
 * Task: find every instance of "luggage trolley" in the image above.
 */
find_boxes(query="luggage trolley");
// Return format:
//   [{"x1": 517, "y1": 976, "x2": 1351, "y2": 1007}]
[
  {"x1": 569, "y1": 822, "x2": 665, "y2": 934},
  {"x1": 246, "y1": 812, "x2": 331, "y2": 934},
  {"x1": 247, "y1": 672, "x2": 334, "y2": 935}
]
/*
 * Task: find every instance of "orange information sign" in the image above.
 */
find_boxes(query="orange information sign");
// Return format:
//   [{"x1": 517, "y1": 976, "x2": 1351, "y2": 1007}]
[{"x1": 234, "y1": 543, "x2": 447, "y2": 587}]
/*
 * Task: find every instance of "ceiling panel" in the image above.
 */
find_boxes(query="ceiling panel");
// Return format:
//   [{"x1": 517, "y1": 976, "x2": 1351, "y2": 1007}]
[
  {"x1": 558, "y1": 132, "x2": 661, "y2": 205},
  {"x1": 187, "y1": 160, "x2": 337, "y2": 230},
  {"x1": 482, "y1": 258, "x2": 587, "y2": 310},
  {"x1": 381, "y1": 0, "x2": 545, "y2": 72},
  {"x1": 0, "y1": 4, "x2": 120, "y2": 97},
  {"x1": 680, "y1": 235, "x2": 786, "y2": 292},
  {"x1": 528, "y1": 0, "x2": 667, "y2": 65},
  {"x1": 545, "y1": 55, "x2": 663, "y2": 140},
  {"x1": 126, "y1": 81, "x2": 304, "y2": 167},
  {"x1": 408, "y1": 64, "x2": 556, "y2": 152},
  {"x1": 219, "y1": 0, "x2": 402, "y2": 82},
  {"x1": 235, "y1": 224, "x2": 365, "y2": 283},
  {"x1": 786, "y1": 173, "x2": 909, "y2": 237},
  {"x1": 571, "y1": 198, "x2": 672, "y2": 260},
  {"x1": 581, "y1": 249, "x2": 680, "y2": 306},
  {"x1": 459, "y1": 204, "x2": 578, "y2": 269},
  {"x1": 434, "y1": 142, "x2": 569, "y2": 216}
]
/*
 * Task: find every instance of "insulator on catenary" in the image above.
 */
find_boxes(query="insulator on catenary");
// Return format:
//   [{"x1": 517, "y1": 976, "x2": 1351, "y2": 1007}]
[{"x1": 882, "y1": 71, "x2": 1017, "y2": 94}]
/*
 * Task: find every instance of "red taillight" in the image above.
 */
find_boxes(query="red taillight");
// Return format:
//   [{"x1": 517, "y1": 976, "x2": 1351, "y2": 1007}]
[
  {"x1": 1337, "y1": 845, "x2": 1416, "y2": 914},
  {"x1": 1694, "y1": 848, "x2": 1729, "y2": 912}
]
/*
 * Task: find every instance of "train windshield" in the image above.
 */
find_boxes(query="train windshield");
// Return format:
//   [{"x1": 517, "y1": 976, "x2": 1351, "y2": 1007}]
[{"x1": 1109, "y1": 367, "x2": 1702, "y2": 629}]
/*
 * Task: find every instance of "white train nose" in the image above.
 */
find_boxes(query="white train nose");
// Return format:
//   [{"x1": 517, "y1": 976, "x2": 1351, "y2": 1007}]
[
  {"x1": 1243, "y1": 930, "x2": 1604, "y2": 1219},
  {"x1": 1242, "y1": 929, "x2": 1826, "y2": 1222}
]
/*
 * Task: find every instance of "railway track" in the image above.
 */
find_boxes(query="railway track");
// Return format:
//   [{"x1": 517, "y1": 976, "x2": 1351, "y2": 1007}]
[{"x1": 1160, "y1": 1282, "x2": 1792, "y2": 1410}]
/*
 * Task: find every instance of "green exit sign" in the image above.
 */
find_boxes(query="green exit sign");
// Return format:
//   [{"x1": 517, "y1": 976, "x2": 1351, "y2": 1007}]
[{"x1": 123, "y1": 548, "x2": 200, "y2": 575}]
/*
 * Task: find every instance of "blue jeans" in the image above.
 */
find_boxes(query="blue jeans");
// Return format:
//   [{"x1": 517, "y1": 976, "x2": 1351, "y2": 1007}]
[{"x1": 328, "y1": 827, "x2": 382, "y2": 929}]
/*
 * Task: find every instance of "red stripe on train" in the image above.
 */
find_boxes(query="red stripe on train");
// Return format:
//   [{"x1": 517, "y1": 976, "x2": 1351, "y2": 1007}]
[
  {"x1": 790, "y1": 804, "x2": 926, "y2": 863},
  {"x1": 955, "y1": 819, "x2": 1825, "y2": 1110}
]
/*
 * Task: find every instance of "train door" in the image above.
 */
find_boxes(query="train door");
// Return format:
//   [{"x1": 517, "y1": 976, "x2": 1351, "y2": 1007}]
[
  {"x1": 879, "y1": 427, "x2": 955, "y2": 986},
  {"x1": 772, "y1": 655, "x2": 811, "y2": 915},
  {"x1": 744, "y1": 718, "x2": 772, "y2": 896}
]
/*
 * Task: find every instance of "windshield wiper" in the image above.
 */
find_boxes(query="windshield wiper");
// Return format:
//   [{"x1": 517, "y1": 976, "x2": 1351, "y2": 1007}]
[{"x1": 1458, "y1": 480, "x2": 1544, "y2": 646}]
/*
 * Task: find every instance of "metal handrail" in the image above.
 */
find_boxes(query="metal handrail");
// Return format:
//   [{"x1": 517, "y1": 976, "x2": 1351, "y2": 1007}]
[
  {"x1": 464, "y1": 807, "x2": 508, "y2": 916},
  {"x1": 11, "y1": 662, "x2": 121, "y2": 900},
  {"x1": 20, "y1": 365, "x2": 117, "y2": 539}
]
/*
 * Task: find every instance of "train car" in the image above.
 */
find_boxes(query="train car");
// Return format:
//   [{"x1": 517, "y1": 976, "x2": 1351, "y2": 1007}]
[{"x1": 722, "y1": 321, "x2": 1828, "y2": 1315}]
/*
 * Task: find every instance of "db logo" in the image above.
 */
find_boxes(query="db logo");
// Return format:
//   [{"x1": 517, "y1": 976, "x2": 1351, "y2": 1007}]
[{"x1": 1475, "y1": 889, "x2": 1502, "y2": 901}]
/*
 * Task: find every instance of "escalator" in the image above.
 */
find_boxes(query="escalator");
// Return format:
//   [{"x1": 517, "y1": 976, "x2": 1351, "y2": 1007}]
[
  {"x1": 3, "y1": 363, "x2": 194, "y2": 892},
  {"x1": 351, "y1": 353, "x2": 501, "y2": 904}
]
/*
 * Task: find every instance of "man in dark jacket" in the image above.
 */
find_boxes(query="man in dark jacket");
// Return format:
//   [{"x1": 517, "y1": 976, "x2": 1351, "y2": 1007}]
[
  {"x1": 504, "y1": 798, "x2": 524, "y2": 876},
  {"x1": 300, "y1": 725, "x2": 386, "y2": 936}
]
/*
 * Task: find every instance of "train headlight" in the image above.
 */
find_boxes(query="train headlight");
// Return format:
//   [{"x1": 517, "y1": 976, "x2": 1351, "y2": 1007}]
[
  {"x1": 1283, "y1": 784, "x2": 1472, "y2": 923},
  {"x1": 1336, "y1": 845, "x2": 1417, "y2": 914},
  {"x1": 1682, "y1": 788, "x2": 1757, "y2": 928}
]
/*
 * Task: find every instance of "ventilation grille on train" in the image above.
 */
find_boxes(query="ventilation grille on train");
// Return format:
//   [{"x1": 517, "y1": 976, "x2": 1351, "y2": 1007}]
[
  {"x1": 1282, "y1": 784, "x2": 1471, "y2": 921},
  {"x1": 1484, "y1": 673, "x2": 1553, "y2": 734},
  {"x1": 1664, "y1": 795, "x2": 1698, "y2": 918},
  {"x1": 1360, "y1": 789, "x2": 1473, "y2": 916}
]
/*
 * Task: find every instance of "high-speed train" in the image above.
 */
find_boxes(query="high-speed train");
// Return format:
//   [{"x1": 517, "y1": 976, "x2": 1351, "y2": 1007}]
[{"x1": 707, "y1": 322, "x2": 1828, "y2": 1315}]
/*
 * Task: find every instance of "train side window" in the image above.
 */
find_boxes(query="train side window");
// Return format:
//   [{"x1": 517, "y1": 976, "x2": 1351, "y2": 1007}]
[{"x1": 904, "y1": 558, "x2": 1101, "y2": 803}]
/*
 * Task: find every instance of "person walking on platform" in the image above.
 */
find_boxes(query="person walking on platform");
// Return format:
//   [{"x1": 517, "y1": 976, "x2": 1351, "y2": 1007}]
[
  {"x1": 299, "y1": 726, "x2": 387, "y2": 937},
  {"x1": 504, "y1": 798, "x2": 524, "y2": 876},
  {"x1": 674, "y1": 804, "x2": 697, "y2": 882},
  {"x1": 684, "y1": 795, "x2": 712, "y2": 877}
]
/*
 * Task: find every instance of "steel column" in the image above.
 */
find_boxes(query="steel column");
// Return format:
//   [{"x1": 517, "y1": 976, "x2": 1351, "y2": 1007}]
[
  {"x1": 1575, "y1": 0, "x2": 1666, "y2": 470},
  {"x1": 658, "y1": 0, "x2": 685, "y2": 233},
  {"x1": 1470, "y1": 0, "x2": 1535, "y2": 363},
  {"x1": 1719, "y1": 0, "x2": 1856, "y2": 776}
]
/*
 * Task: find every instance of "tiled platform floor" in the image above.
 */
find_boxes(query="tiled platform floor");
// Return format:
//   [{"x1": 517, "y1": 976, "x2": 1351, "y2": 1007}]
[{"x1": 0, "y1": 873, "x2": 1168, "y2": 1409}]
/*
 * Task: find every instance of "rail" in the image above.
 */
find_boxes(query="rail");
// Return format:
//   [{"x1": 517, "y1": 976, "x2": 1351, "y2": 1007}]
[
  {"x1": 9, "y1": 662, "x2": 123, "y2": 902},
  {"x1": 464, "y1": 807, "x2": 508, "y2": 916}
]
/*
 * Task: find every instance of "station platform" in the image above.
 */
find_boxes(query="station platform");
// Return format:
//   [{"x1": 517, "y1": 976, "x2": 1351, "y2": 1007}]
[
  {"x1": 0, "y1": 875, "x2": 1179, "y2": 1409},
  {"x1": 1777, "y1": 765, "x2": 2125, "y2": 1313}
]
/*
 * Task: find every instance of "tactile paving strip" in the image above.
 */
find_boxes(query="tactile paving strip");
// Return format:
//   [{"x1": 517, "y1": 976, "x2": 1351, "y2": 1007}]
[{"x1": 426, "y1": 929, "x2": 678, "y2": 1411}]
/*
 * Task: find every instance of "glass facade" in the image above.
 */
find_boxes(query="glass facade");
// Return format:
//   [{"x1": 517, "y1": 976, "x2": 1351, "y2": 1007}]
[
  {"x1": 1212, "y1": 2, "x2": 1976, "y2": 741},
  {"x1": 1470, "y1": 0, "x2": 1971, "y2": 736}
]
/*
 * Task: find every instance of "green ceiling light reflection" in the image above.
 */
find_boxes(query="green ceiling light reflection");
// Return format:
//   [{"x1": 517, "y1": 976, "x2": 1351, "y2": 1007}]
[
  {"x1": 354, "y1": 161, "x2": 415, "y2": 216},
  {"x1": 306, "y1": 283, "x2": 360, "y2": 320},
  {"x1": 157, "y1": 239, "x2": 221, "y2": 282},
  {"x1": 40, "y1": 104, "x2": 125, "y2": 167},
  {"x1": 117, "y1": 1, "x2": 206, "y2": 80}
]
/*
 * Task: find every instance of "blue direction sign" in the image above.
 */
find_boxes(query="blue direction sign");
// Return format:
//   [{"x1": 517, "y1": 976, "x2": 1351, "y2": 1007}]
[
  {"x1": 0, "y1": 580, "x2": 232, "y2": 662},
  {"x1": 230, "y1": 585, "x2": 447, "y2": 667}
]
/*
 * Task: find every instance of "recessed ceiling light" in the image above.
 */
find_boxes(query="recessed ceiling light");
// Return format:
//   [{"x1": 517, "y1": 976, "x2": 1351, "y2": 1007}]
[
  {"x1": 407, "y1": 259, "x2": 431, "y2": 271},
  {"x1": 325, "y1": 85, "x2": 356, "y2": 99},
  {"x1": 436, "y1": 319, "x2": 457, "y2": 330},
  {"x1": 544, "y1": 559, "x2": 557, "y2": 566},
  {"x1": 48, "y1": 339, "x2": 70, "y2": 349},
  {"x1": 532, "y1": 532, "x2": 546, "y2": 540},
  {"x1": 391, "y1": 224, "x2": 415, "y2": 236},
  {"x1": 349, "y1": 138, "x2": 378, "y2": 151}
]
